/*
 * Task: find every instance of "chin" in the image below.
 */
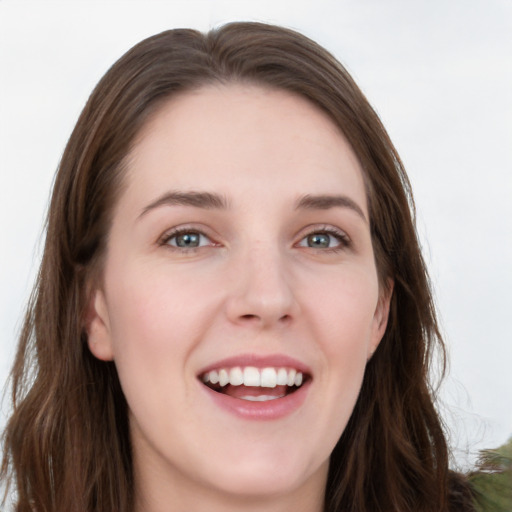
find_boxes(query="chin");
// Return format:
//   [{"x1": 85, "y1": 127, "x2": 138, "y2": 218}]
[{"x1": 198, "y1": 448, "x2": 327, "y2": 499}]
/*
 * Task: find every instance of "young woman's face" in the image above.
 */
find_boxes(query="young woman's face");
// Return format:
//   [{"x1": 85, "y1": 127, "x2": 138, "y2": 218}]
[{"x1": 88, "y1": 85, "x2": 391, "y2": 509}]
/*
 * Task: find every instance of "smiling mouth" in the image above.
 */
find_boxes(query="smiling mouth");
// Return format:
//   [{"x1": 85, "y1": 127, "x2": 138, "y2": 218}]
[{"x1": 199, "y1": 366, "x2": 308, "y2": 401}]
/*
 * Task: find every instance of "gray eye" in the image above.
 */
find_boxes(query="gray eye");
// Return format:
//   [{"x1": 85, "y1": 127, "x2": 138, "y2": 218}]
[
  {"x1": 166, "y1": 231, "x2": 211, "y2": 248},
  {"x1": 298, "y1": 230, "x2": 346, "y2": 250},
  {"x1": 307, "y1": 233, "x2": 331, "y2": 248},
  {"x1": 175, "y1": 232, "x2": 201, "y2": 247}
]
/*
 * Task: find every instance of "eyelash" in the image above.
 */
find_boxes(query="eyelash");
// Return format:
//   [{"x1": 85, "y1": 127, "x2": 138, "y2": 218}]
[
  {"x1": 159, "y1": 225, "x2": 351, "y2": 253},
  {"x1": 159, "y1": 227, "x2": 216, "y2": 252},
  {"x1": 296, "y1": 226, "x2": 351, "y2": 253}
]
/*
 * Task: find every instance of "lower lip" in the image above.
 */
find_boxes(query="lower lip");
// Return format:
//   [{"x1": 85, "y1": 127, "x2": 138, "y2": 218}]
[{"x1": 200, "y1": 381, "x2": 311, "y2": 420}]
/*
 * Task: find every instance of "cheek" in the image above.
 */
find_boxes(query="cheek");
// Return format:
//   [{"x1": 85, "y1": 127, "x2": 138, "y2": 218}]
[
  {"x1": 108, "y1": 259, "x2": 210, "y2": 336},
  {"x1": 102, "y1": 262, "x2": 221, "y2": 437},
  {"x1": 305, "y1": 266, "x2": 379, "y2": 348},
  {"x1": 103, "y1": 261, "x2": 217, "y2": 386},
  {"x1": 303, "y1": 265, "x2": 379, "y2": 398}
]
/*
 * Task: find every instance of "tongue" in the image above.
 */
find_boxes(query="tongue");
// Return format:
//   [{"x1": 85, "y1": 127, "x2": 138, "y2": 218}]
[{"x1": 222, "y1": 385, "x2": 289, "y2": 400}]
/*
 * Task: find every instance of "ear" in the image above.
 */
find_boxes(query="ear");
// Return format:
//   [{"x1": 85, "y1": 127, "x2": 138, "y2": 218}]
[
  {"x1": 84, "y1": 288, "x2": 115, "y2": 361},
  {"x1": 368, "y1": 279, "x2": 394, "y2": 360}
]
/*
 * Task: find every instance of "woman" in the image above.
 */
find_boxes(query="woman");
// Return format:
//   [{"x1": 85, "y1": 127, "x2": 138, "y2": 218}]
[{"x1": 1, "y1": 22, "x2": 476, "y2": 511}]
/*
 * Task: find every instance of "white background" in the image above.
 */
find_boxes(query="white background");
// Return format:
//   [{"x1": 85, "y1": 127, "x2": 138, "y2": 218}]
[{"x1": 1, "y1": 0, "x2": 511, "y2": 470}]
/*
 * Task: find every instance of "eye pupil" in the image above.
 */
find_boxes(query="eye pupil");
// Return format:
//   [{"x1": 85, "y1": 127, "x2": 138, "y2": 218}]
[
  {"x1": 308, "y1": 233, "x2": 330, "y2": 248},
  {"x1": 176, "y1": 233, "x2": 200, "y2": 247}
]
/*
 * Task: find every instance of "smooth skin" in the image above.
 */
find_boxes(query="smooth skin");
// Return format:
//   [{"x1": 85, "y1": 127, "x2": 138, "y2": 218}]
[{"x1": 87, "y1": 85, "x2": 392, "y2": 512}]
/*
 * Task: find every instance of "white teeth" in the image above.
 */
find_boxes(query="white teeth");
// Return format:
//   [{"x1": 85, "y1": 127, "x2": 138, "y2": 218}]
[
  {"x1": 209, "y1": 370, "x2": 219, "y2": 384},
  {"x1": 243, "y1": 366, "x2": 261, "y2": 387},
  {"x1": 219, "y1": 369, "x2": 229, "y2": 386},
  {"x1": 201, "y1": 366, "x2": 305, "y2": 388},
  {"x1": 276, "y1": 368, "x2": 288, "y2": 385},
  {"x1": 260, "y1": 368, "x2": 277, "y2": 388},
  {"x1": 229, "y1": 367, "x2": 244, "y2": 386},
  {"x1": 240, "y1": 395, "x2": 283, "y2": 401}
]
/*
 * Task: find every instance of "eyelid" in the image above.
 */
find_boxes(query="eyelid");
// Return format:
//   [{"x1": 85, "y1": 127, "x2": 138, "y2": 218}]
[
  {"x1": 295, "y1": 224, "x2": 352, "y2": 250},
  {"x1": 157, "y1": 223, "x2": 351, "y2": 252},
  {"x1": 158, "y1": 225, "x2": 219, "y2": 249}
]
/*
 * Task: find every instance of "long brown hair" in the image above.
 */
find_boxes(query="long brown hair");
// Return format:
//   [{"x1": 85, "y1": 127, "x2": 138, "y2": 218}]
[{"x1": 1, "y1": 22, "x2": 474, "y2": 511}]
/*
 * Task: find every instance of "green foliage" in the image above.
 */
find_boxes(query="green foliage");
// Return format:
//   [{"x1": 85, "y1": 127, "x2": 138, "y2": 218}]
[{"x1": 469, "y1": 438, "x2": 512, "y2": 512}]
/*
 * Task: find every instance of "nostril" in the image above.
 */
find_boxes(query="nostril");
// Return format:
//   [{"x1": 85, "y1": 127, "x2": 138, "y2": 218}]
[
  {"x1": 238, "y1": 313, "x2": 292, "y2": 324},
  {"x1": 240, "y1": 314, "x2": 259, "y2": 320}
]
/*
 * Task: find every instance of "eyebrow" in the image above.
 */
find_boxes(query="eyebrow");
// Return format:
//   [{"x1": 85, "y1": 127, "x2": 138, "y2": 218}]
[
  {"x1": 138, "y1": 190, "x2": 366, "y2": 222},
  {"x1": 295, "y1": 194, "x2": 367, "y2": 222},
  {"x1": 138, "y1": 190, "x2": 229, "y2": 219}
]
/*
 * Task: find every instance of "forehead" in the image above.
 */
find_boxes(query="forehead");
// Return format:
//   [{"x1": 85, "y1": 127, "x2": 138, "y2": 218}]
[{"x1": 123, "y1": 84, "x2": 367, "y2": 214}]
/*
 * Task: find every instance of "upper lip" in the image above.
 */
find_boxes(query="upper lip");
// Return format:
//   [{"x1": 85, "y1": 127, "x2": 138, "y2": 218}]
[{"x1": 197, "y1": 353, "x2": 312, "y2": 377}]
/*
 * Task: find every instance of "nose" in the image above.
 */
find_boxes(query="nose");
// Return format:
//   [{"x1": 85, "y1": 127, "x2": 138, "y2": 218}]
[{"x1": 225, "y1": 243, "x2": 300, "y2": 328}]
